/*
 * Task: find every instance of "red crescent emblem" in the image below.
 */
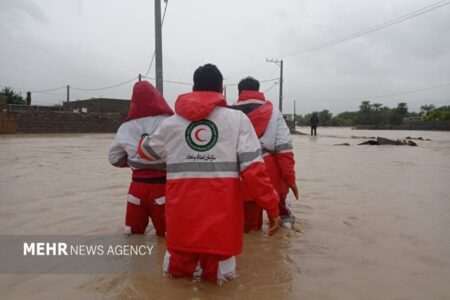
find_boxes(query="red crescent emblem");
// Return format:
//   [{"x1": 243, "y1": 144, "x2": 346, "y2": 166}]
[{"x1": 194, "y1": 128, "x2": 207, "y2": 142}]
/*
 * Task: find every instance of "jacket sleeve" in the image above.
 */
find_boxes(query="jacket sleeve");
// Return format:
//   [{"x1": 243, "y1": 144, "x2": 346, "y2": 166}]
[
  {"x1": 274, "y1": 111, "x2": 296, "y2": 186},
  {"x1": 108, "y1": 125, "x2": 128, "y2": 168},
  {"x1": 137, "y1": 123, "x2": 167, "y2": 161},
  {"x1": 237, "y1": 113, "x2": 279, "y2": 218}
]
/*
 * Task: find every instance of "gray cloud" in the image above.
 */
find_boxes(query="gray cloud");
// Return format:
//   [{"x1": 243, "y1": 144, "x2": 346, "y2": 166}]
[{"x1": 0, "y1": 0, "x2": 449, "y2": 114}]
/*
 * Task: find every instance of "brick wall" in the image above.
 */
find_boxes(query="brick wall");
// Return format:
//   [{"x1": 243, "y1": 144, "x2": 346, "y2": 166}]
[
  {"x1": 0, "y1": 111, "x2": 124, "y2": 134},
  {"x1": 63, "y1": 98, "x2": 130, "y2": 117},
  {"x1": 0, "y1": 93, "x2": 6, "y2": 111},
  {"x1": 0, "y1": 112, "x2": 18, "y2": 134}
]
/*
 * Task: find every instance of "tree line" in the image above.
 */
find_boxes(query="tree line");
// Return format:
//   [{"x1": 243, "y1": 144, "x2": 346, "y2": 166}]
[
  {"x1": 2, "y1": 87, "x2": 449, "y2": 124},
  {"x1": 295, "y1": 101, "x2": 450, "y2": 126}
]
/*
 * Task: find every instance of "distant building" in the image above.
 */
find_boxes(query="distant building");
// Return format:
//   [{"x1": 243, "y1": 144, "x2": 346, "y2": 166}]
[
  {"x1": 283, "y1": 114, "x2": 294, "y2": 121},
  {"x1": 63, "y1": 98, "x2": 130, "y2": 118}
]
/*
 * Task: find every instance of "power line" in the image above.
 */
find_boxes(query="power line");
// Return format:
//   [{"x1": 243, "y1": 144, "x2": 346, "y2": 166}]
[
  {"x1": 143, "y1": 0, "x2": 169, "y2": 77},
  {"x1": 280, "y1": 0, "x2": 450, "y2": 58},
  {"x1": 225, "y1": 77, "x2": 280, "y2": 86},
  {"x1": 31, "y1": 86, "x2": 67, "y2": 93},
  {"x1": 143, "y1": 75, "x2": 192, "y2": 85},
  {"x1": 260, "y1": 77, "x2": 280, "y2": 83},
  {"x1": 71, "y1": 76, "x2": 138, "y2": 91},
  {"x1": 296, "y1": 82, "x2": 450, "y2": 102},
  {"x1": 264, "y1": 82, "x2": 279, "y2": 94}
]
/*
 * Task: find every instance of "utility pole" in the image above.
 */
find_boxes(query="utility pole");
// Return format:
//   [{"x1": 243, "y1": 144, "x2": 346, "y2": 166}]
[
  {"x1": 154, "y1": 0, "x2": 164, "y2": 95},
  {"x1": 223, "y1": 85, "x2": 227, "y2": 100},
  {"x1": 266, "y1": 58, "x2": 283, "y2": 112},
  {"x1": 138, "y1": 74, "x2": 142, "y2": 81},
  {"x1": 294, "y1": 100, "x2": 296, "y2": 127},
  {"x1": 66, "y1": 85, "x2": 70, "y2": 103}
]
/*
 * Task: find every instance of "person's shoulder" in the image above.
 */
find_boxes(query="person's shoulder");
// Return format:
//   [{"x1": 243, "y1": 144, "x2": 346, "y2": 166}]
[
  {"x1": 117, "y1": 120, "x2": 132, "y2": 132},
  {"x1": 220, "y1": 106, "x2": 247, "y2": 118}
]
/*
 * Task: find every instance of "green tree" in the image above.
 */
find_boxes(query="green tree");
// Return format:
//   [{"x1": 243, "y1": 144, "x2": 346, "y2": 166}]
[
  {"x1": 423, "y1": 105, "x2": 450, "y2": 121},
  {"x1": 318, "y1": 109, "x2": 332, "y2": 126},
  {"x1": 359, "y1": 101, "x2": 372, "y2": 113},
  {"x1": 372, "y1": 103, "x2": 382, "y2": 127},
  {"x1": 420, "y1": 104, "x2": 435, "y2": 116},
  {"x1": 358, "y1": 101, "x2": 374, "y2": 124},
  {"x1": 3, "y1": 87, "x2": 26, "y2": 105},
  {"x1": 396, "y1": 102, "x2": 408, "y2": 116}
]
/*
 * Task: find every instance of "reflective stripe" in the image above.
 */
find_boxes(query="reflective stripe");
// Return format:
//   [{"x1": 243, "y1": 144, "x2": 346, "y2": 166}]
[
  {"x1": 142, "y1": 138, "x2": 162, "y2": 160},
  {"x1": 217, "y1": 256, "x2": 236, "y2": 285},
  {"x1": 167, "y1": 171, "x2": 239, "y2": 179},
  {"x1": 237, "y1": 149, "x2": 262, "y2": 163},
  {"x1": 239, "y1": 158, "x2": 263, "y2": 172},
  {"x1": 127, "y1": 194, "x2": 141, "y2": 205},
  {"x1": 123, "y1": 225, "x2": 132, "y2": 235},
  {"x1": 155, "y1": 196, "x2": 166, "y2": 205},
  {"x1": 167, "y1": 162, "x2": 238, "y2": 173},
  {"x1": 275, "y1": 142, "x2": 293, "y2": 152},
  {"x1": 262, "y1": 148, "x2": 274, "y2": 155},
  {"x1": 162, "y1": 251, "x2": 171, "y2": 275},
  {"x1": 127, "y1": 159, "x2": 166, "y2": 170}
]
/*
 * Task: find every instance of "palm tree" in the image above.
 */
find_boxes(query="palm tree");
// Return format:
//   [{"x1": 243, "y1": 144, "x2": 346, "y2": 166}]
[
  {"x1": 372, "y1": 103, "x2": 382, "y2": 127},
  {"x1": 420, "y1": 104, "x2": 435, "y2": 116}
]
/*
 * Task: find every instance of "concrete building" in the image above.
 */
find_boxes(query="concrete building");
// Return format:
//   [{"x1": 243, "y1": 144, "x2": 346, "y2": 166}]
[{"x1": 63, "y1": 98, "x2": 130, "y2": 118}]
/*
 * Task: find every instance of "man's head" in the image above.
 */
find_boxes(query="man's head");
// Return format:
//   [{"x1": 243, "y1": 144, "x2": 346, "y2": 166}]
[
  {"x1": 193, "y1": 63, "x2": 223, "y2": 93},
  {"x1": 238, "y1": 76, "x2": 260, "y2": 94}
]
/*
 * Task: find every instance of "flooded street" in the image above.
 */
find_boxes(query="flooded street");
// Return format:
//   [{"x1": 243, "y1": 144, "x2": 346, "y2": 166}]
[{"x1": 0, "y1": 128, "x2": 449, "y2": 299}]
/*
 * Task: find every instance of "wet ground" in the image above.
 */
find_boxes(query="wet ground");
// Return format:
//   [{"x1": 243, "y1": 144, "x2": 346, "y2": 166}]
[{"x1": 0, "y1": 128, "x2": 449, "y2": 299}]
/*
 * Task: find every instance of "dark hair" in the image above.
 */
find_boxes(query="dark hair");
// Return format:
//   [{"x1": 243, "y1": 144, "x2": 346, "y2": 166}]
[
  {"x1": 238, "y1": 76, "x2": 260, "y2": 94},
  {"x1": 193, "y1": 64, "x2": 223, "y2": 92}
]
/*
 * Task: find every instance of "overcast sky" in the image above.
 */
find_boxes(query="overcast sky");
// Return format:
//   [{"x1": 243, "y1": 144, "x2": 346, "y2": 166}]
[{"x1": 1, "y1": 0, "x2": 449, "y2": 115}]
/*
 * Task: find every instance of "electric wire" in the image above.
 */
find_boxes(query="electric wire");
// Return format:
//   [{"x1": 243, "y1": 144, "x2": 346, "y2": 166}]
[
  {"x1": 296, "y1": 82, "x2": 450, "y2": 102},
  {"x1": 280, "y1": 0, "x2": 450, "y2": 58},
  {"x1": 70, "y1": 77, "x2": 138, "y2": 91},
  {"x1": 143, "y1": 75, "x2": 192, "y2": 85},
  {"x1": 263, "y1": 82, "x2": 279, "y2": 94}
]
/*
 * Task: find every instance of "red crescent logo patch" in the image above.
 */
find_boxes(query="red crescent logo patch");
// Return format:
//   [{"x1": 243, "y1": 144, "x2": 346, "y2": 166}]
[{"x1": 194, "y1": 128, "x2": 207, "y2": 142}]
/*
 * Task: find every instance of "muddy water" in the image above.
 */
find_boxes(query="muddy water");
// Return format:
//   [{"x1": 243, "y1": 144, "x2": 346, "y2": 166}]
[{"x1": 0, "y1": 128, "x2": 449, "y2": 299}]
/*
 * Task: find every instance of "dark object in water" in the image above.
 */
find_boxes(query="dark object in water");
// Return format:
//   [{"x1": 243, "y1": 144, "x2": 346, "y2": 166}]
[
  {"x1": 358, "y1": 140, "x2": 378, "y2": 145},
  {"x1": 358, "y1": 137, "x2": 418, "y2": 146},
  {"x1": 377, "y1": 137, "x2": 402, "y2": 145},
  {"x1": 406, "y1": 136, "x2": 431, "y2": 141},
  {"x1": 334, "y1": 143, "x2": 350, "y2": 146}
]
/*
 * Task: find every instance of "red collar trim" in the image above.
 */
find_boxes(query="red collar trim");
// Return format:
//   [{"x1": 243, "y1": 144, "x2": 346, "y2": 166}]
[{"x1": 238, "y1": 90, "x2": 266, "y2": 102}]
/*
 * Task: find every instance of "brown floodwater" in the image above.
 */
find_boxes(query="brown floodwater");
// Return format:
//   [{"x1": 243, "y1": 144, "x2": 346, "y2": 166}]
[{"x1": 0, "y1": 128, "x2": 449, "y2": 299}]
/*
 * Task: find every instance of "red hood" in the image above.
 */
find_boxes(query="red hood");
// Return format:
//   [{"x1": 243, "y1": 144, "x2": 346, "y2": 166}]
[
  {"x1": 175, "y1": 92, "x2": 227, "y2": 121},
  {"x1": 125, "y1": 81, "x2": 174, "y2": 121},
  {"x1": 238, "y1": 90, "x2": 266, "y2": 102},
  {"x1": 237, "y1": 90, "x2": 272, "y2": 137},
  {"x1": 247, "y1": 101, "x2": 273, "y2": 137}
]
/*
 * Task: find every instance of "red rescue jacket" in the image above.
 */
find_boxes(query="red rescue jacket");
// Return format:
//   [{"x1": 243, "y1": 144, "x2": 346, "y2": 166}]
[
  {"x1": 138, "y1": 91, "x2": 279, "y2": 256},
  {"x1": 108, "y1": 81, "x2": 173, "y2": 179},
  {"x1": 232, "y1": 90, "x2": 296, "y2": 196}
]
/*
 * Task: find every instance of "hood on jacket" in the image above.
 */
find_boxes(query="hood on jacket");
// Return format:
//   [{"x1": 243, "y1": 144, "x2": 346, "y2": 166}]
[
  {"x1": 237, "y1": 90, "x2": 265, "y2": 102},
  {"x1": 247, "y1": 101, "x2": 273, "y2": 137},
  {"x1": 235, "y1": 90, "x2": 272, "y2": 137},
  {"x1": 175, "y1": 91, "x2": 227, "y2": 121},
  {"x1": 125, "y1": 81, "x2": 174, "y2": 121}
]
